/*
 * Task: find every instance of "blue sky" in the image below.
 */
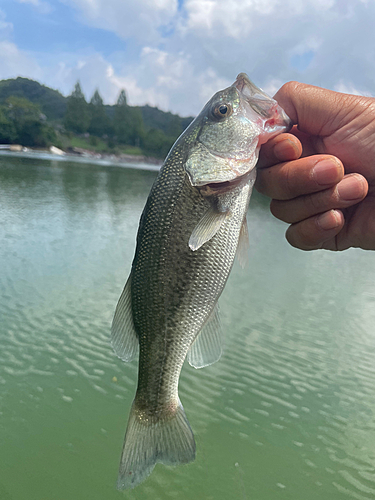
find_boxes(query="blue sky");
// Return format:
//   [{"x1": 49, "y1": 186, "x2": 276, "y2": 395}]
[{"x1": 0, "y1": 0, "x2": 374, "y2": 115}]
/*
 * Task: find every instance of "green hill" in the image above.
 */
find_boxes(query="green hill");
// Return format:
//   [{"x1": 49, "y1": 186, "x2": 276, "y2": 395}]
[
  {"x1": 141, "y1": 105, "x2": 192, "y2": 136},
  {"x1": 0, "y1": 77, "x2": 194, "y2": 157},
  {"x1": 0, "y1": 77, "x2": 66, "y2": 121},
  {"x1": 0, "y1": 77, "x2": 193, "y2": 132}
]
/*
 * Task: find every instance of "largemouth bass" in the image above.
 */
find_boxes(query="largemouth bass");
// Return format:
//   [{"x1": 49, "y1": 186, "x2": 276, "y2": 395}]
[{"x1": 111, "y1": 73, "x2": 291, "y2": 489}]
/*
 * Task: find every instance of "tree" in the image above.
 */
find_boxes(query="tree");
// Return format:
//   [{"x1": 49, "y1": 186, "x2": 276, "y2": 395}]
[
  {"x1": 113, "y1": 89, "x2": 145, "y2": 146},
  {"x1": 113, "y1": 89, "x2": 132, "y2": 144},
  {"x1": 88, "y1": 89, "x2": 111, "y2": 137},
  {"x1": 141, "y1": 105, "x2": 189, "y2": 138},
  {"x1": 117, "y1": 89, "x2": 127, "y2": 106},
  {"x1": 0, "y1": 105, "x2": 16, "y2": 143},
  {"x1": 128, "y1": 107, "x2": 145, "y2": 146},
  {"x1": 142, "y1": 128, "x2": 174, "y2": 158},
  {"x1": 4, "y1": 96, "x2": 56, "y2": 147},
  {"x1": 64, "y1": 81, "x2": 90, "y2": 134},
  {"x1": 0, "y1": 77, "x2": 67, "y2": 120}
]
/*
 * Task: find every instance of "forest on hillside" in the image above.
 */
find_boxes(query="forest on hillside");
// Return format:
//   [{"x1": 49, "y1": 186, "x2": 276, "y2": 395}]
[{"x1": 0, "y1": 77, "x2": 194, "y2": 159}]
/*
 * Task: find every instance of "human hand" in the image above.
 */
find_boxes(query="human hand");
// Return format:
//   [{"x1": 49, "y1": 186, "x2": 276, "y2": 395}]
[{"x1": 256, "y1": 82, "x2": 375, "y2": 251}]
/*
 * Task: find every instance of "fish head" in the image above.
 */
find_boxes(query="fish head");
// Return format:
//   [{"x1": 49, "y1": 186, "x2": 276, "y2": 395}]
[{"x1": 183, "y1": 73, "x2": 292, "y2": 187}]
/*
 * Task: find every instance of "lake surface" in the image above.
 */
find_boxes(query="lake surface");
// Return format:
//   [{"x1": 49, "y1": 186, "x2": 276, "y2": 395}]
[{"x1": 1, "y1": 155, "x2": 375, "y2": 500}]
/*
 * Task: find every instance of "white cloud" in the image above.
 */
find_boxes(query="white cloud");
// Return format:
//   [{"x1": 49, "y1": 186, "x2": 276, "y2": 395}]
[
  {"x1": 39, "y1": 50, "x2": 175, "y2": 109},
  {"x1": 334, "y1": 82, "x2": 373, "y2": 97},
  {"x1": 179, "y1": 0, "x2": 336, "y2": 39},
  {"x1": 0, "y1": 9, "x2": 13, "y2": 41},
  {"x1": 165, "y1": 0, "x2": 375, "y2": 112},
  {"x1": 180, "y1": 0, "x2": 280, "y2": 38},
  {"x1": 62, "y1": 0, "x2": 178, "y2": 43},
  {"x1": 1, "y1": 0, "x2": 375, "y2": 116},
  {"x1": 0, "y1": 41, "x2": 42, "y2": 81},
  {"x1": 263, "y1": 78, "x2": 285, "y2": 98},
  {"x1": 42, "y1": 0, "x2": 375, "y2": 113},
  {"x1": 45, "y1": 54, "x2": 119, "y2": 103}
]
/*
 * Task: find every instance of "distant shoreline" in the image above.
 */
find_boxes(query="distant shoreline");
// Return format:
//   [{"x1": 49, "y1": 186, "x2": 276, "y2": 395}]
[{"x1": 0, "y1": 146, "x2": 162, "y2": 171}]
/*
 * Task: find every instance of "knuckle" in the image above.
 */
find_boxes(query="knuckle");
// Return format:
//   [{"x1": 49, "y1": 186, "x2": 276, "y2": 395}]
[
  {"x1": 258, "y1": 141, "x2": 274, "y2": 167},
  {"x1": 286, "y1": 220, "x2": 322, "y2": 250},
  {"x1": 270, "y1": 199, "x2": 296, "y2": 224},
  {"x1": 282, "y1": 164, "x2": 297, "y2": 199},
  {"x1": 303, "y1": 187, "x2": 338, "y2": 216},
  {"x1": 278, "y1": 81, "x2": 302, "y2": 96},
  {"x1": 305, "y1": 193, "x2": 321, "y2": 212},
  {"x1": 304, "y1": 191, "x2": 324, "y2": 212}
]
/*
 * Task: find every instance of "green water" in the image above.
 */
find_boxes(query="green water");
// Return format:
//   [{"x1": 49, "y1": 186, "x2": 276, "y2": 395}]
[{"x1": 1, "y1": 156, "x2": 375, "y2": 500}]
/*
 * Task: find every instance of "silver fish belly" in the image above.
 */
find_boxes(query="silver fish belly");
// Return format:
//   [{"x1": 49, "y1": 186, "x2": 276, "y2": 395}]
[{"x1": 111, "y1": 73, "x2": 291, "y2": 489}]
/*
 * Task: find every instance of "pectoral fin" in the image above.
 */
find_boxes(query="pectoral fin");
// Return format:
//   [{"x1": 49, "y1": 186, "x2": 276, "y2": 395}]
[
  {"x1": 189, "y1": 208, "x2": 228, "y2": 251},
  {"x1": 111, "y1": 275, "x2": 139, "y2": 362},
  {"x1": 188, "y1": 304, "x2": 222, "y2": 369},
  {"x1": 236, "y1": 216, "x2": 250, "y2": 269}
]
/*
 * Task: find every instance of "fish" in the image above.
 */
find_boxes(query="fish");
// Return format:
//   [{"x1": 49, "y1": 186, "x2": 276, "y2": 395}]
[{"x1": 111, "y1": 73, "x2": 291, "y2": 489}]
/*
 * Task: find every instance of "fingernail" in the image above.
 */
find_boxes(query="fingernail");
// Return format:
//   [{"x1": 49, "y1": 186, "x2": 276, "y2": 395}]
[
  {"x1": 316, "y1": 210, "x2": 341, "y2": 230},
  {"x1": 337, "y1": 175, "x2": 365, "y2": 201},
  {"x1": 312, "y1": 159, "x2": 342, "y2": 186},
  {"x1": 273, "y1": 139, "x2": 296, "y2": 160}
]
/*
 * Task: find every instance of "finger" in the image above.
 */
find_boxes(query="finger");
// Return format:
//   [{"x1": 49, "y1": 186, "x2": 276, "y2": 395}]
[
  {"x1": 271, "y1": 174, "x2": 368, "y2": 224},
  {"x1": 288, "y1": 127, "x2": 325, "y2": 157},
  {"x1": 258, "y1": 133, "x2": 302, "y2": 169},
  {"x1": 285, "y1": 210, "x2": 345, "y2": 251},
  {"x1": 273, "y1": 81, "x2": 355, "y2": 137},
  {"x1": 256, "y1": 155, "x2": 344, "y2": 200}
]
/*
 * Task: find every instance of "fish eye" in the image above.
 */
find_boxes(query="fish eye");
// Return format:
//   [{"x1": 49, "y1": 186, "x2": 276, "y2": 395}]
[{"x1": 212, "y1": 103, "x2": 233, "y2": 120}]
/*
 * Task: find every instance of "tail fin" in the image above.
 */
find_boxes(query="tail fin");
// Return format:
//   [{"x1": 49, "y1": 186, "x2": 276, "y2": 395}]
[{"x1": 117, "y1": 399, "x2": 196, "y2": 490}]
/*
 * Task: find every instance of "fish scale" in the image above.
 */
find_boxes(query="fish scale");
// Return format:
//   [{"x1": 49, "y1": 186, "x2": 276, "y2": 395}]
[{"x1": 111, "y1": 73, "x2": 292, "y2": 489}]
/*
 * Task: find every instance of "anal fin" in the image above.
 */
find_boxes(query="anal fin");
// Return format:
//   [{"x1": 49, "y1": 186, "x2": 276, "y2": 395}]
[
  {"x1": 111, "y1": 275, "x2": 139, "y2": 362},
  {"x1": 188, "y1": 304, "x2": 222, "y2": 369}
]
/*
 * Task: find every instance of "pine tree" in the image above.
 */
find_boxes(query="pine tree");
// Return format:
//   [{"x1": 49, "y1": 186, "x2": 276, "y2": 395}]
[
  {"x1": 113, "y1": 89, "x2": 145, "y2": 145},
  {"x1": 64, "y1": 81, "x2": 90, "y2": 134},
  {"x1": 117, "y1": 89, "x2": 127, "y2": 106},
  {"x1": 113, "y1": 89, "x2": 132, "y2": 144},
  {"x1": 88, "y1": 89, "x2": 110, "y2": 137}
]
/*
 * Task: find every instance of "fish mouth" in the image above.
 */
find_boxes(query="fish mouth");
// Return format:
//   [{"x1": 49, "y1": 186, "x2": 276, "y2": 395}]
[
  {"x1": 233, "y1": 73, "x2": 292, "y2": 132},
  {"x1": 233, "y1": 73, "x2": 270, "y2": 99}
]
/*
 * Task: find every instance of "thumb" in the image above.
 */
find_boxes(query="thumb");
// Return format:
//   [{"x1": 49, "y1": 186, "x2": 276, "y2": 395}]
[{"x1": 273, "y1": 82, "x2": 352, "y2": 137}]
